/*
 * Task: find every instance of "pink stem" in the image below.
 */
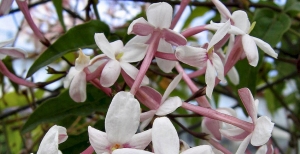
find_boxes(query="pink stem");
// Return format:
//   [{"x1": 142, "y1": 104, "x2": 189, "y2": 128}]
[
  {"x1": 175, "y1": 63, "x2": 211, "y2": 108},
  {"x1": 208, "y1": 138, "x2": 232, "y2": 154},
  {"x1": 130, "y1": 31, "x2": 161, "y2": 95},
  {"x1": 0, "y1": 61, "x2": 36, "y2": 87},
  {"x1": 182, "y1": 102, "x2": 254, "y2": 132},
  {"x1": 170, "y1": 0, "x2": 190, "y2": 29},
  {"x1": 181, "y1": 25, "x2": 206, "y2": 38},
  {"x1": 154, "y1": 51, "x2": 177, "y2": 61},
  {"x1": 85, "y1": 61, "x2": 108, "y2": 81},
  {"x1": 89, "y1": 79, "x2": 112, "y2": 96},
  {"x1": 16, "y1": 0, "x2": 50, "y2": 46},
  {"x1": 80, "y1": 145, "x2": 94, "y2": 154},
  {"x1": 187, "y1": 67, "x2": 206, "y2": 78}
]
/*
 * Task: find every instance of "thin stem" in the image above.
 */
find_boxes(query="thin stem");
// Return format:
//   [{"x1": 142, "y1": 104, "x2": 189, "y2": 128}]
[
  {"x1": 170, "y1": 0, "x2": 190, "y2": 29},
  {"x1": 181, "y1": 102, "x2": 254, "y2": 132},
  {"x1": 130, "y1": 31, "x2": 161, "y2": 95}
]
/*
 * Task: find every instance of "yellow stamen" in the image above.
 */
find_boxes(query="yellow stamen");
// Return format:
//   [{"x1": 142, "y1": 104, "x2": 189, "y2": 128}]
[
  {"x1": 115, "y1": 52, "x2": 124, "y2": 61},
  {"x1": 248, "y1": 21, "x2": 256, "y2": 34},
  {"x1": 111, "y1": 144, "x2": 122, "y2": 151},
  {"x1": 207, "y1": 47, "x2": 214, "y2": 55}
]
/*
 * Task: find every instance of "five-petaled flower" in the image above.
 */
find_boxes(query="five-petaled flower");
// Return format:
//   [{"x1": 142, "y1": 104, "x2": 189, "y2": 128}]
[{"x1": 88, "y1": 91, "x2": 152, "y2": 154}]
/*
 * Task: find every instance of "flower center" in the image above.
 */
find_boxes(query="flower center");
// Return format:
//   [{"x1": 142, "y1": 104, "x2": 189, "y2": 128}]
[
  {"x1": 115, "y1": 52, "x2": 124, "y2": 61},
  {"x1": 111, "y1": 144, "x2": 122, "y2": 151}
]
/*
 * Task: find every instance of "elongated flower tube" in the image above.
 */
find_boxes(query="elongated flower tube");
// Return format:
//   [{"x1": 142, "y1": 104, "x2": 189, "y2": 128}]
[
  {"x1": 176, "y1": 21, "x2": 231, "y2": 99},
  {"x1": 36, "y1": 125, "x2": 68, "y2": 154},
  {"x1": 0, "y1": 0, "x2": 13, "y2": 16},
  {"x1": 88, "y1": 91, "x2": 152, "y2": 154},
  {"x1": 113, "y1": 117, "x2": 214, "y2": 154}
]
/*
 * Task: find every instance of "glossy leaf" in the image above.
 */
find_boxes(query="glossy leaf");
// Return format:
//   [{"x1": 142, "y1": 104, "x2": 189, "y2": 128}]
[
  {"x1": 26, "y1": 20, "x2": 110, "y2": 77},
  {"x1": 251, "y1": 8, "x2": 291, "y2": 47},
  {"x1": 53, "y1": 0, "x2": 66, "y2": 32},
  {"x1": 21, "y1": 85, "x2": 111, "y2": 134}
]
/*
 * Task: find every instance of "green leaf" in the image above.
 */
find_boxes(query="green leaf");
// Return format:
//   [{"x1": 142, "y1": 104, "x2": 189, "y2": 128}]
[
  {"x1": 182, "y1": 7, "x2": 210, "y2": 29},
  {"x1": 284, "y1": 0, "x2": 300, "y2": 12},
  {"x1": 21, "y1": 84, "x2": 111, "y2": 134},
  {"x1": 53, "y1": 0, "x2": 66, "y2": 32},
  {"x1": 26, "y1": 20, "x2": 110, "y2": 77},
  {"x1": 59, "y1": 119, "x2": 105, "y2": 153},
  {"x1": 251, "y1": 8, "x2": 291, "y2": 47}
]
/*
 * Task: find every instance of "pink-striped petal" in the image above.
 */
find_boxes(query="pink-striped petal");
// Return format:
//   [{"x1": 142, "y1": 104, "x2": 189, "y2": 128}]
[
  {"x1": 128, "y1": 17, "x2": 155, "y2": 36},
  {"x1": 238, "y1": 88, "x2": 257, "y2": 122},
  {"x1": 202, "y1": 117, "x2": 221, "y2": 140},
  {"x1": 162, "y1": 28, "x2": 187, "y2": 46},
  {"x1": 175, "y1": 45, "x2": 207, "y2": 68}
]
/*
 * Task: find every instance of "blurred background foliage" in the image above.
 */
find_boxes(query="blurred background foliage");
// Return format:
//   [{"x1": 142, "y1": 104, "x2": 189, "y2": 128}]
[{"x1": 0, "y1": 0, "x2": 300, "y2": 153}]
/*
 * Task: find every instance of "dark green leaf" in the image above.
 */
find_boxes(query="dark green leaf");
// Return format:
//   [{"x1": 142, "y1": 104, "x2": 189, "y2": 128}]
[
  {"x1": 284, "y1": 0, "x2": 300, "y2": 12},
  {"x1": 26, "y1": 20, "x2": 110, "y2": 77},
  {"x1": 21, "y1": 84, "x2": 111, "y2": 133},
  {"x1": 53, "y1": 0, "x2": 66, "y2": 32},
  {"x1": 251, "y1": 8, "x2": 291, "y2": 47},
  {"x1": 182, "y1": 7, "x2": 210, "y2": 29}
]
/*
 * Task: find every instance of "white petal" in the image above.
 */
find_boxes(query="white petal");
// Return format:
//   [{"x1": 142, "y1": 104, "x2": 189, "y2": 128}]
[
  {"x1": 205, "y1": 61, "x2": 215, "y2": 99},
  {"x1": 88, "y1": 126, "x2": 111, "y2": 154},
  {"x1": 128, "y1": 17, "x2": 155, "y2": 36},
  {"x1": 105, "y1": 92, "x2": 141, "y2": 144},
  {"x1": 75, "y1": 49, "x2": 90, "y2": 71},
  {"x1": 100, "y1": 60, "x2": 121, "y2": 87},
  {"x1": 251, "y1": 116, "x2": 274, "y2": 146},
  {"x1": 139, "y1": 115, "x2": 154, "y2": 131},
  {"x1": 140, "y1": 110, "x2": 156, "y2": 122},
  {"x1": 0, "y1": 47, "x2": 26, "y2": 58},
  {"x1": 211, "y1": 0, "x2": 231, "y2": 20},
  {"x1": 126, "y1": 35, "x2": 151, "y2": 45},
  {"x1": 113, "y1": 149, "x2": 153, "y2": 154},
  {"x1": 152, "y1": 117, "x2": 179, "y2": 154},
  {"x1": 161, "y1": 73, "x2": 182, "y2": 102},
  {"x1": 205, "y1": 23, "x2": 245, "y2": 35},
  {"x1": 37, "y1": 125, "x2": 67, "y2": 154},
  {"x1": 146, "y1": 2, "x2": 172, "y2": 29},
  {"x1": 208, "y1": 20, "x2": 230, "y2": 50},
  {"x1": 175, "y1": 45, "x2": 208, "y2": 67},
  {"x1": 227, "y1": 67, "x2": 239, "y2": 85},
  {"x1": 212, "y1": 53, "x2": 225, "y2": 82},
  {"x1": 232, "y1": 11, "x2": 250, "y2": 32},
  {"x1": 128, "y1": 129, "x2": 152, "y2": 149},
  {"x1": 63, "y1": 67, "x2": 79, "y2": 88},
  {"x1": 156, "y1": 96, "x2": 182, "y2": 116},
  {"x1": 255, "y1": 145, "x2": 267, "y2": 154},
  {"x1": 252, "y1": 37, "x2": 278, "y2": 58},
  {"x1": 121, "y1": 43, "x2": 147, "y2": 63},
  {"x1": 69, "y1": 71, "x2": 87, "y2": 102},
  {"x1": 242, "y1": 34, "x2": 258, "y2": 66},
  {"x1": 181, "y1": 145, "x2": 213, "y2": 154},
  {"x1": 156, "y1": 39, "x2": 176, "y2": 73},
  {"x1": 110, "y1": 40, "x2": 124, "y2": 53},
  {"x1": 94, "y1": 33, "x2": 115, "y2": 59},
  {"x1": 120, "y1": 62, "x2": 149, "y2": 86},
  {"x1": 236, "y1": 134, "x2": 252, "y2": 154},
  {"x1": 0, "y1": 38, "x2": 14, "y2": 47}
]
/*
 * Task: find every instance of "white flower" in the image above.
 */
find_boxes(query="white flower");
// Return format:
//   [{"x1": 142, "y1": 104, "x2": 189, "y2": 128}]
[
  {"x1": 63, "y1": 49, "x2": 90, "y2": 102},
  {"x1": 88, "y1": 91, "x2": 152, "y2": 154},
  {"x1": 36, "y1": 125, "x2": 68, "y2": 154},
  {"x1": 176, "y1": 21, "x2": 231, "y2": 99},
  {"x1": 127, "y1": 2, "x2": 187, "y2": 73},
  {"x1": 113, "y1": 117, "x2": 214, "y2": 154},
  {"x1": 93, "y1": 33, "x2": 149, "y2": 87}
]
